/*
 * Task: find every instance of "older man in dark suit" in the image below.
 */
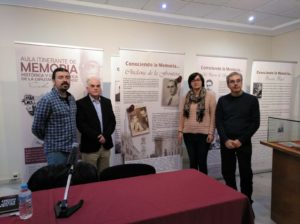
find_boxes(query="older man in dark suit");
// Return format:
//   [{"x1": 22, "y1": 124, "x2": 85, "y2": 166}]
[{"x1": 76, "y1": 76, "x2": 116, "y2": 174}]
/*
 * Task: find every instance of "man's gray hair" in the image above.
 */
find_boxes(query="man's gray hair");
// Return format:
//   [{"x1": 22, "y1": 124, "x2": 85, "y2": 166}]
[
  {"x1": 226, "y1": 72, "x2": 243, "y2": 84},
  {"x1": 86, "y1": 75, "x2": 101, "y2": 86}
]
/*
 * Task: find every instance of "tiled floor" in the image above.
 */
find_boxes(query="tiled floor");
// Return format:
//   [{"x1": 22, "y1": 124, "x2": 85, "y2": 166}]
[
  {"x1": 251, "y1": 172, "x2": 275, "y2": 224},
  {"x1": 0, "y1": 172, "x2": 275, "y2": 223}
]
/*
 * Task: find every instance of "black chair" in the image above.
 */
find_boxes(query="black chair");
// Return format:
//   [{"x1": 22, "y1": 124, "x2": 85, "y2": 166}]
[
  {"x1": 99, "y1": 163, "x2": 156, "y2": 181},
  {"x1": 27, "y1": 164, "x2": 68, "y2": 192},
  {"x1": 27, "y1": 162, "x2": 98, "y2": 192},
  {"x1": 72, "y1": 161, "x2": 98, "y2": 185}
]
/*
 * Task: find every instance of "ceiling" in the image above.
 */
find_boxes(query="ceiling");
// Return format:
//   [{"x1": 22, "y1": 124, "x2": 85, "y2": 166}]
[{"x1": 2, "y1": 0, "x2": 300, "y2": 36}]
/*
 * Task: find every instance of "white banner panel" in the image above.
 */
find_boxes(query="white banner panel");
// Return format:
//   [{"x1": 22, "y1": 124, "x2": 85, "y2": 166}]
[
  {"x1": 15, "y1": 42, "x2": 103, "y2": 181},
  {"x1": 120, "y1": 49, "x2": 184, "y2": 172},
  {"x1": 110, "y1": 56, "x2": 122, "y2": 166},
  {"x1": 197, "y1": 55, "x2": 247, "y2": 178},
  {"x1": 250, "y1": 60, "x2": 297, "y2": 171}
]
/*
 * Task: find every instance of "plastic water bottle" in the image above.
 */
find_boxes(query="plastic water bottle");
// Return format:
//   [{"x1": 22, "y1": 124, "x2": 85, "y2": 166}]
[{"x1": 18, "y1": 183, "x2": 33, "y2": 220}]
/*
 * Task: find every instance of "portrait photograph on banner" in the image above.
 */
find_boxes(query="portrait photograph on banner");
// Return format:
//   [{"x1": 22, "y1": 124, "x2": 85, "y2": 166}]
[
  {"x1": 161, "y1": 78, "x2": 180, "y2": 107},
  {"x1": 127, "y1": 106, "x2": 150, "y2": 137}
]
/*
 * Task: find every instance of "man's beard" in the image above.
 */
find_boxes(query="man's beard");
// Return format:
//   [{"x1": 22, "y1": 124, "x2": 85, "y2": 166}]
[{"x1": 60, "y1": 83, "x2": 69, "y2": 91}]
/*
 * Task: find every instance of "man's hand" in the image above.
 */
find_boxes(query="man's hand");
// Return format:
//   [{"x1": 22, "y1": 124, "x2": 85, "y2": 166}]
[
  {"x1": 225, "y1": 139, "x2": 242, "y2": 149},
  {"x1": 225, "y1": 140, "x2": 236, "y2": 149},
  {"x1": 232, "y1": 139, "x2": 242, "y2": 148},
  {"x1": 97, "y1": 134, "x2": 106, "y2": 144}
]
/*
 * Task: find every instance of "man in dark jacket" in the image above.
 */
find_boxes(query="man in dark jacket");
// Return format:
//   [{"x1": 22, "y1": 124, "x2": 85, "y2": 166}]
[{"x1": 76, "y1": 76, "x2": 116, "y2": 174}]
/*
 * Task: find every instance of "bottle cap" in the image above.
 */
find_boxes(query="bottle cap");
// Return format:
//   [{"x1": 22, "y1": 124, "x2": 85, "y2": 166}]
[{"x1": 20, "y1": 183, "x2": 28, "y2": 190}]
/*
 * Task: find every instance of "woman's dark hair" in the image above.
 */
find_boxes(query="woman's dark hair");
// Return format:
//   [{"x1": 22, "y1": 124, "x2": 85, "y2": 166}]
[
  {"x1": 188, "y1": 72, "x2": 205, "y2": 89},
  {"x1": 52, "y1": 67, "x2": 69, "y2": 80}
]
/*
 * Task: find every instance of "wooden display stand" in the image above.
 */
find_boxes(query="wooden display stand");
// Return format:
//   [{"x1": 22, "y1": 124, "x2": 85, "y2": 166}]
[{"x1": 261, "y1": 141, "x2": 300, "y2": 224}]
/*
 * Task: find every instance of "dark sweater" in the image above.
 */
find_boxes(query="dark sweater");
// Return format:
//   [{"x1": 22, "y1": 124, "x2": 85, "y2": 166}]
[{"x1": 216, "y1": 92, "x2": 260, "y2": 145}]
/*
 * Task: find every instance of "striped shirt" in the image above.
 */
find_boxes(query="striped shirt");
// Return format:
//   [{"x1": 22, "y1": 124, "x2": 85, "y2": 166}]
[{"x1": 32, "y1": 88, "x2": 77, "y2": 154}]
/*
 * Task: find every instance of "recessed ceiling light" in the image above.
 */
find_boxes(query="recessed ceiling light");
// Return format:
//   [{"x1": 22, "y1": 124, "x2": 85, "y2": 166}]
[
  {"x1": 248, "y1": 16, "x2": 255, "y2": 23},
  {"x1": 161, "y1": 3, "x2": 167, "y2": 9}
]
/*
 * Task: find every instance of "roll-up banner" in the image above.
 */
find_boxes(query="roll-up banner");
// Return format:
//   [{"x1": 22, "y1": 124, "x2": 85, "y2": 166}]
[
  {"x1": 250, "y1": 60, "x2": 297, "y2": 172},
  {"x1": 15, "y1": 42, "x2": 103, "y2": 181},
  {"x1": 119, "y1": 48, "x2": 185, "y2": 172}
]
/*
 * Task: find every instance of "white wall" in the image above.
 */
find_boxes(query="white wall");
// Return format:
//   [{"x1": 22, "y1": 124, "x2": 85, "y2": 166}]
[
  {"x1": 271, "y1": 30, "x2": 300, "y2": 120},
  {"x1": 0, "y1": 5, "x2": 298, "y2": 181}
]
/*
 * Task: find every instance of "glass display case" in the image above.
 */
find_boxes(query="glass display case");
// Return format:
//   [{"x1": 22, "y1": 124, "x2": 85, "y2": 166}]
[{"x1": 267, "y1": 117, "x2": 300, "y2": 148}]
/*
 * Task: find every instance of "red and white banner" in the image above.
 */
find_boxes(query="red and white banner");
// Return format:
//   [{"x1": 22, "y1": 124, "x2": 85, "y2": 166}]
[
  {"x1": 120, "y1": 49, "x2": 184, "y2": 172},
  {"x1": 15, "y1": 42, "x2": 103, "y2": 181},
  {"x1": 250, "y1": 60, "x2": 297, "y2": 171},
  {"x1": 110, "y1": 56, "x2": 122, "y2": 166}
]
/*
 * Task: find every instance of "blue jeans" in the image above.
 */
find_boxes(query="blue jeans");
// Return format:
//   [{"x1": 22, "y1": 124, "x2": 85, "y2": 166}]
[
  {"x1": 183, "y1": 133, "x2": 210, "y2": 174},
  {"x1": 46, "y1": 152, "x2": 69, "y2": 165}
]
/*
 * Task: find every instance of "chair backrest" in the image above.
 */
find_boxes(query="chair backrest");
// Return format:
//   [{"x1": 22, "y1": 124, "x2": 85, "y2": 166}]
[
  {"x1": 27, "y1": 164, "x2": 68, "y2": 192},
  {"x1": 27, "y1": 162, "x2": 98, "y2": 191},
  {"x1": 99, "y1": 163, "x2": 156, "y2": 181},
  {"x1": 72, "y1": 161, "x2": 98, "y2": 185}
]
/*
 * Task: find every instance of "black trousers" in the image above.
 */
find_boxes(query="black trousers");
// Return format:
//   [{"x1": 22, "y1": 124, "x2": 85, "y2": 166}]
[
  {"x1": 183, "y1": 133, "x2": 210, "y2": 174},
  {"x1": 220, "y1": 143, "x2": 253, "y2": 203}
]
